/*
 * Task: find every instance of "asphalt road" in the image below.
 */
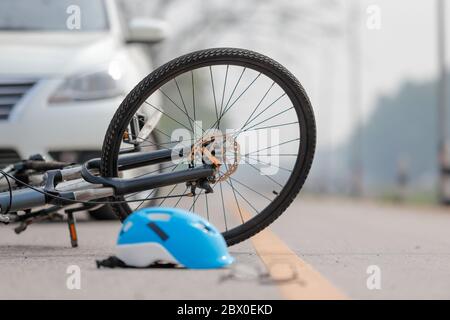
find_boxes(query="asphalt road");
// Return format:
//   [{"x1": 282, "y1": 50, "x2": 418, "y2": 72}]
[{"x1": 1, "y1": 196, "x2": 450, "y2": 299}]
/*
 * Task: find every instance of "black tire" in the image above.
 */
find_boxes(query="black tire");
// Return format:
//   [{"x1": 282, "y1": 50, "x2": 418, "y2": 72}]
[{"x1": 101, "y1": 48, "x2": 316, "y2": 246}]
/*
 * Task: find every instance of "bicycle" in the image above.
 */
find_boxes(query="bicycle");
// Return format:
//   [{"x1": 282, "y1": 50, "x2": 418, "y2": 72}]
[{"x1": 0, "y1": 48, "x2": 316, "y2": 247}]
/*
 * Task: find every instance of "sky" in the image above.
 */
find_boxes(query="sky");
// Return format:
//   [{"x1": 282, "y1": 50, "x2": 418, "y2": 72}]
[{"x1": 318, "y1": 0, "x2": 446, "y2": 149}]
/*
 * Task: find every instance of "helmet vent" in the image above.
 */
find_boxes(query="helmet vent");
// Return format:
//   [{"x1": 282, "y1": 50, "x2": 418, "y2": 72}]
[
  {"x1": 193, "y1": 222, "x2": 216, "y2": 234},
  {"x1": 120, "y1": 221, "x2": 133, "y2": 235},
  {"x1": 148, "y1": 213, "x2": 171, "y2": 221}
]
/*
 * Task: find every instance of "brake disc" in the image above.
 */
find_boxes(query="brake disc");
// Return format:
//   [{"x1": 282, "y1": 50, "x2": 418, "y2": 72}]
[{"x1": 190, "y1": 133, "x2": 240, "y2": 182}]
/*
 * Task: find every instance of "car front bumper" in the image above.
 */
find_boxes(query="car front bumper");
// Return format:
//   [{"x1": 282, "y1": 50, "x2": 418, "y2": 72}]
[{"x1": 0, "y1": 78, "x2": 123, "y2": 161}]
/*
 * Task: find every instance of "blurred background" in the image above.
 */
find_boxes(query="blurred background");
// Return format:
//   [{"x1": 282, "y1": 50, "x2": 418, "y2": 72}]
[
  {"x1": 2, "y1": 1, "x2": 450, "y2": 300},
  {"x1": 1, "y1": 0, "x2": 449, "y2": 206},
  {"x1": 131, "y1": 0, "x2": 450, "y2": 205}
]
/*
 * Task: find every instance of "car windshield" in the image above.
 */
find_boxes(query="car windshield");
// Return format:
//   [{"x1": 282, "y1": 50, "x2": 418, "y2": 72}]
[{"x1": 0, "y1": 0, "x2": 109, "y2": 31}]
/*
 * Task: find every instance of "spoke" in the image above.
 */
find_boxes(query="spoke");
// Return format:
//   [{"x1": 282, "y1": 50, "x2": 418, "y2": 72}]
[
  {"x1": 188, "y1": 180, "x2": 218, "y2": 212},
  {"x1": 244, "y1": 137, "x2": 300, "y2": 157},
  {"x1": 225, "y1": 179, "x2": 259, "y2": 215},
  {"x1": 158, "y1": 90, "x2": 202, "y2": 133},
  {"x1": 133, "y1": 162, "x2": 181, "y2": 209},
  {"x1": 238, "y1": 93, "x2": 287, "y2": 133},
  {"x1": 187, "y1": 177, "x2": 222, "y2": 213},
  {"x1": 144, "y1": 101, "x2": 193, "y2": 133},
  {"x1": 251, "y1": 154, "x2": 299, "y2": 156},
  {"x1": 136, "y1": 113, "x2": 182, "y2": 142},
  {"x1": 242, "y1": 157, "x2": 284, "y2": 188},
  {"x1": 125, "y1": 134, "x2": 196, "y2": 153},
  {"x1": 136, "y1": 137, "x2": 194, "y2": 148},
  {"x1": 153, "y1": 130, "x2": 197, "y2": 145},
  {"x1": 159, "y1": 183, "x2": 179, "y2": 207},
  {"x1": 188, "y1": 190, "x2": 204, "y2": 211},
  {"x1": 209, "y1": 66, "x2": 219, "y2": 126},
  {"x1": 134, "y1": 189, "x2": 157, "y2": 210},
  {"x1": 152, "y1": 127, "x2": 173, "y2": 140},
  {"x1": 174, "y1": 187, "x2": 189, "y2": 207},
  {"x1": 131, "y1": 116, "x2": 192, "y2": 150},
  {"x1": 174, "y1": 78, "x2": 194, "y2": 132},
  {"x1": 241, "y1": 106, "x2": 294, "y2": 134},
  {"x1": 121, "y1": 117, "x2": 174, "y2": 152},
  {"x1": 229, "y1": 176, "x2": 273, "y2": 201},
  {"x1": 219, "y1": 182, "x2": 228, "y2": 231},
  {"x1": 218, "y1": 65, "x2": 229, "y2": 128},
  {"x1": 227, "y1": 174, "x2": 245, "y2": 224},
  {"x1": 222, "y1": 67, "x2": 247, "y2": 115},
  {"x1": 244, "y1": 155, "x2": 293, "y2": 173},
  {"x1": 243, "y1": 121, "x2": 298, "y2": 132},
  {"x1": 133, "y1": 136, "x2": 172, "y2": 151},
  {"x1": 240, "y1": 81, "x2": 275, "y2": 131},
  {"x1": 141, "y1": 163, "x2": 179, "y2": 210},
  {"x1": 207, "y1": 72, "x2": 261, "y2": 132},
  {"x1": 205, "y1": 193, "x2": 210, "y2": 221},
  {"x1": 191, "y1": 71, "x2": 196, "y2": 122}
]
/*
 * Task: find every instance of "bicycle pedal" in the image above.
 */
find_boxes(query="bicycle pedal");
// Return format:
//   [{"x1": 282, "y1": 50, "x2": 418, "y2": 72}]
[
  {"x1": 14, "y1": 222, "x2": 28, "y2": 234},
  {"x1": 66, "y1": 212, "x2": 78, "y2": 248}
]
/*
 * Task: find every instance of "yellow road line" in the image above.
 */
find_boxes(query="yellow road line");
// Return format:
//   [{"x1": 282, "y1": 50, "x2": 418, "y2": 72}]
[{"x1": 241, "y1": 209, "x2": 347, "y2": 300}]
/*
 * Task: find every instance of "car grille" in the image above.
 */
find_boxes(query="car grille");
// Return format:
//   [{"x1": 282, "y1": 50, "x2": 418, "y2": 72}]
[
  {"x1": 0, "y1": 78, "x2": 36, "y2": 120},
  {"x1": 0, "y1": 149, "x2": 21, "y2": 168}
]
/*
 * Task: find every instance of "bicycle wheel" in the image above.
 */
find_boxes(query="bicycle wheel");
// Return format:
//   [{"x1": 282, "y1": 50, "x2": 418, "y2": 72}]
[{"x1": 101, "y1": 48, "x2": 316, "y2": 246}]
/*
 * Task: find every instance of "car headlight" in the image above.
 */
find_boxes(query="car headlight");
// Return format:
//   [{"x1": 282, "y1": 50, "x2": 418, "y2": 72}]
[{"x1": 48, "y1": 62, "x2": 126, "y2": 104}]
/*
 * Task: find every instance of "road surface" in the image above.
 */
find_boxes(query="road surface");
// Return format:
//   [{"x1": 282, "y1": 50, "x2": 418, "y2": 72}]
[{"x1": 1, "y1": 196, "x2": 450, "y2": 299}]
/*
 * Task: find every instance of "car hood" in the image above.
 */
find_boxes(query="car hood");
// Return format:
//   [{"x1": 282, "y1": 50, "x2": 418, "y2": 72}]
[{"x1": 0, "y1": 32, "x2": 121, "y2": 77}]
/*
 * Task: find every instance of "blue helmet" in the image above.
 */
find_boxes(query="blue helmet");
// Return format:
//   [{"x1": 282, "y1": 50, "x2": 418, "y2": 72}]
[{"x1": 116, "y1": 207, "x2": 234, "y2": 269}]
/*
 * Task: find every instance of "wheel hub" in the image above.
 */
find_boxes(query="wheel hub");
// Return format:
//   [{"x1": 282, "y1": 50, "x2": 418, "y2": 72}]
[{"x1": 190, "y1": 133, "x2": 240, "y2": 182}]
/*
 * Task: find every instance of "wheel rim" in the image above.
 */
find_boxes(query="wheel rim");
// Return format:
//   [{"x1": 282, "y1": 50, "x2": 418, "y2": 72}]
[{"x1": 109, "y1": 61, "x2": 307, "y2": 238}]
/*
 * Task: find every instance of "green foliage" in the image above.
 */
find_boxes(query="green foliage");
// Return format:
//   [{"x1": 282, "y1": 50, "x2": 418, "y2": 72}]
[{"x1": 346, "y1": 76, "x2": 450, "y2": 189}]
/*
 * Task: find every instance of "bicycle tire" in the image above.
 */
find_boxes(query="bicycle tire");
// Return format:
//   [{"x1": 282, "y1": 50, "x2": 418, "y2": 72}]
[{"x1": 100, "y1": 48, "x2": 316, "y2": 246}]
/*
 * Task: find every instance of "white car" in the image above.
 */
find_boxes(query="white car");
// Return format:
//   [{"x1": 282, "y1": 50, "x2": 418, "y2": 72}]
[{"x1": 0, "y1": 0, "x2": 166, "y2": 167}]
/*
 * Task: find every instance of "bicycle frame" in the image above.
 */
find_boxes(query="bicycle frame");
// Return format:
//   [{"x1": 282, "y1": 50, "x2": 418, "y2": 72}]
[{"x1": 0, "y1": 147, "x2": 216, "y2": 215}]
